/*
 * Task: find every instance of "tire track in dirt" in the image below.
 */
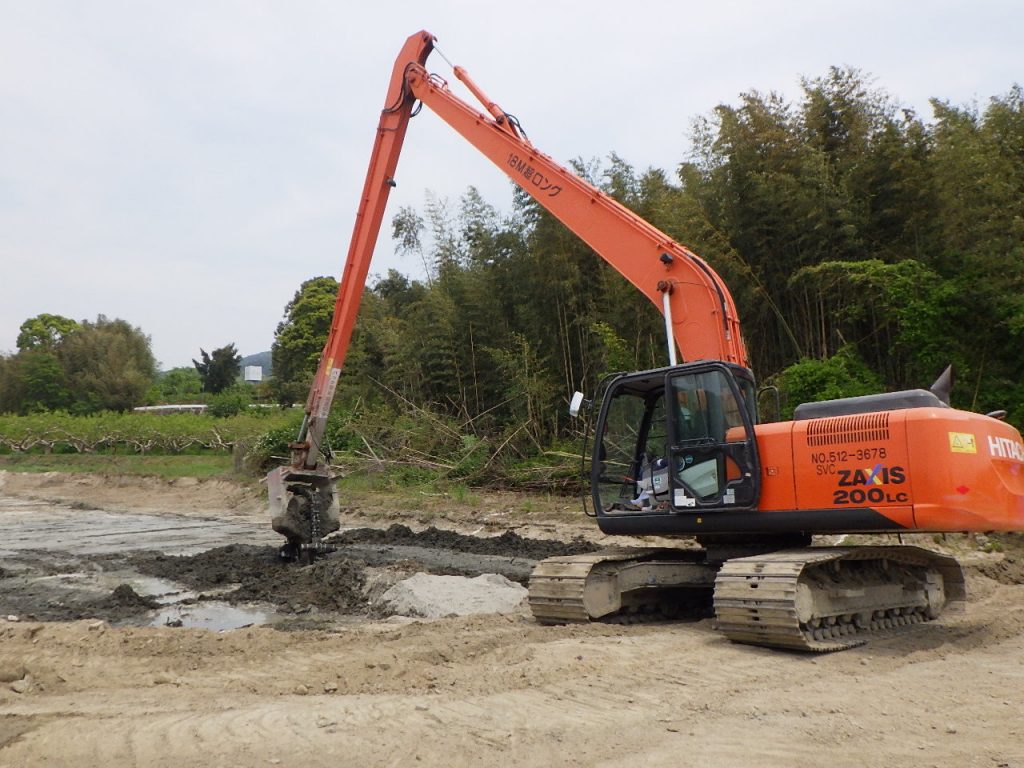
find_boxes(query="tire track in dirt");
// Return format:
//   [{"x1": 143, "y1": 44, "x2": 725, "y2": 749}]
[{"x1": 3, "y1": 601, "x2": 1023, "y2": 768}]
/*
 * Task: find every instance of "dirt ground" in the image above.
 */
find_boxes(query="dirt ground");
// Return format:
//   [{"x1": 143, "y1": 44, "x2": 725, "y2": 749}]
[{"x1": 1, "y1": 471, "x2": 1023, "y2": 768}]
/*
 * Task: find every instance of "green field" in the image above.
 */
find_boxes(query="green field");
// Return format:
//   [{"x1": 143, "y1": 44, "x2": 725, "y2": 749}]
[{"x1": 0, "y1": 453, "x2": 238, "y2": 480}]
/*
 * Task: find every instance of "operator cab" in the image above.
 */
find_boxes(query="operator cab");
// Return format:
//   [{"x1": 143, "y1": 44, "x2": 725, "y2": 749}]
[{"x1": 590, "y1": 362, "x2": 760, "y2": 517}]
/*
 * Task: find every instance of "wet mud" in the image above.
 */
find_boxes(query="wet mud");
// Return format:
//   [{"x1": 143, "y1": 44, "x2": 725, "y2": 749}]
[
  {"x1": 0, "y1": 552, "x2": 165, "y2": 623},
  {"x1": 126, "y1": 544, "x2": 368, "y2": 614},
  {"x1": 0, "y1": 525, "x2": 597, "y2": 628},
  {"x1": 332, "y1": 524, "x2": 599, "y2": 560}
]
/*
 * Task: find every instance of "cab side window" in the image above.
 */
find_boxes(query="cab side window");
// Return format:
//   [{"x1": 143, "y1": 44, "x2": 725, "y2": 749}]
[{"x1": 670, "y1": 369, "x2": 754, "y2": 503}]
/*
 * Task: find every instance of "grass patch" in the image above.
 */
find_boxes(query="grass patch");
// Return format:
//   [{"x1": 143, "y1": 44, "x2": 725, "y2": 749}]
[{"x1": 0, "y1": 453, "x2": 238, "y2": 480}]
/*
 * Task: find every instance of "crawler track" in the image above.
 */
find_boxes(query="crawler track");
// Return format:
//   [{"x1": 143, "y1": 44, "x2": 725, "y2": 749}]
[
  {"x1": 713, "y1": 546, "x2": 967, "y2": 652},
  {"x1": 528, "y1": 548, "x2": 716, "y2": 624}
]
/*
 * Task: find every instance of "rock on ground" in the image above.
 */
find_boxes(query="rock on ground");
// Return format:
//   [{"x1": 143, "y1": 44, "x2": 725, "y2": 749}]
[{"x1": 378, "y1": 572, "x2": 528, "y2": 618}]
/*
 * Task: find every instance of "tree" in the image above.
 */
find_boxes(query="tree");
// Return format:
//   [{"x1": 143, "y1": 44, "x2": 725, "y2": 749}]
[
  {"x1": 16, "y1": 313, "x2": 80, "y2": 352},
  {"x1": 193, "y1": 344, "x2": 242, "y2": 394},
  {"x1": 207, "y1": 385, "x2": 253, "y2": 417},
  {"x1": 58, "y1": 315, "x2": 157, "y2": 413},
  {"x1": 148, "y1": 367, "x2": 203, "y2": 403},
  {"x1": 927, "y1": 87, "x2": 1024, "y2": 421},
  {"x1": 17, "y1": 351, "x2": 72, "y2": 413},
  {"x1": 0, "y1": 350, "x2": 72, "y2": 414},
  {"x1": 0, "y1": 356, "x2": 17, "y2": 413},
  {"x1": 271, "y1": 277, "x2": 338, "y2": 403},
  {"x1": 788, "y1": 259, "x2": 960, "y2": 390},
  {"x1": 776, "y1": 347, "x2": 884, "y2": 419}
]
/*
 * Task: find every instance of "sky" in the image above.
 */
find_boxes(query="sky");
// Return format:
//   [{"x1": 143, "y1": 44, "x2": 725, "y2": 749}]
[{"x1": 1, "y1": 1, "x2": 1020, "y2": 370}]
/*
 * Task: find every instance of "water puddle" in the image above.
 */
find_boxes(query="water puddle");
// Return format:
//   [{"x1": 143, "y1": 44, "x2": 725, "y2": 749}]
[
  {"x1": 37, "y1": 570, "x2": 193, "y2": 602},
  {"x1": 9, "y1": 561, "x2": 274, "y2": 629},
  {"x1": 150, "y1": 602, "x2": 268, "y2": 630}
]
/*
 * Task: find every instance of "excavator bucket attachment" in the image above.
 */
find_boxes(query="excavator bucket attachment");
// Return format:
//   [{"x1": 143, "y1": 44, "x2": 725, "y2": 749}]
[{"x1": 267, "y1": 465, "x2": 340, "y2": 558}]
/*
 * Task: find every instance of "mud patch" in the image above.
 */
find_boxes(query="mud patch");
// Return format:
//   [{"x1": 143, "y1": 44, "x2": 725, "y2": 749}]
[
  {"x1": 93, "y1": 584, "x2": 161, "y2": 618},
  {"x1": 127, "y1": 524, "x2": 595, "y2": 614},
  {"x1": 332, "y1": 524, "x2": 598, "y2": 560},
  {"x1": 126, "y1": 545, "x2": 367, "y2": 614},
  {"x1": 0, "y1": 554, "x2": 171, "y2": 624},
  {"x1": 0, "y1": 512, "x2": 600, "y2": 629}
]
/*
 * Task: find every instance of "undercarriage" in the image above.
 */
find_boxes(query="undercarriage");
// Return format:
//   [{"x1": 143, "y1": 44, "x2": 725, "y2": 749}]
[{"x1": 527, "y1": 543, "x2": 966, "y2": 652}]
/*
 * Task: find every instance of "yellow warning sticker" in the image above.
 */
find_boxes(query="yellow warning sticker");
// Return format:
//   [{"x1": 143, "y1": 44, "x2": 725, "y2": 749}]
[{"x1": 949, "y1": 432, "x2": 978, "y2": 454}]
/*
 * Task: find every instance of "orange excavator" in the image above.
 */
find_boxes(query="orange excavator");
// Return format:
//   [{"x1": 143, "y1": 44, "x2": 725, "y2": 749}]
[{"x1": 267, "y1": 30, "x2": 1024, "y2": 651}]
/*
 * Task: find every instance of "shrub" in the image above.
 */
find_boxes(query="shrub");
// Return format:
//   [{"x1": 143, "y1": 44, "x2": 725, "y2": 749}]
[{"x1": 775, "y1": 346, "x2": 884, "y2": 419}]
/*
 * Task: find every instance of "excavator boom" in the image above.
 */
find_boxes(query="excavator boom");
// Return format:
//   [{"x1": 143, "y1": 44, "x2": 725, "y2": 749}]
[
  {"x1": 297, "y1": 31, "x2": 435, "y2": 470},
  {"x1": 402, "y1": 61, "x2": 748, "y2": 368},
  {"x1": 269, "y1": 30, "x2": 750, "y2": 555},
  {"x1": 299, "y1": 28, "x2": 749, "y2": 462},
  {"x1": 298, "y1": 30, "x2": 747, "y2": 469}
]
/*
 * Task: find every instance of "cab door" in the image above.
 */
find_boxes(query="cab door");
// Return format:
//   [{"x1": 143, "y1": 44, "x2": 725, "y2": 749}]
[{"x1": 666, "y1": 364, "x2": 760, "y2": 511}]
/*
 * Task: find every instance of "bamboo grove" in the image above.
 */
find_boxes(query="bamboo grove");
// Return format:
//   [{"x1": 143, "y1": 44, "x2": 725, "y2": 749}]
[{"x1": 283, "y1": 71, "x2": 1022, "y2": 449}]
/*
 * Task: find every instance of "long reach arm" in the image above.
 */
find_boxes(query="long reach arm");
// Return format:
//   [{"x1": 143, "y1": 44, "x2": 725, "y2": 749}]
[{"x1": 269, "y1": 30, "x2": 748, "y2": 554}]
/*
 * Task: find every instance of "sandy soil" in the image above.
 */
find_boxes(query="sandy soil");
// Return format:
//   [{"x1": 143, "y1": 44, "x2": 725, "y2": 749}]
[{"x1": 1, "y1": 471, "x2": 1023, "y2": 768}]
